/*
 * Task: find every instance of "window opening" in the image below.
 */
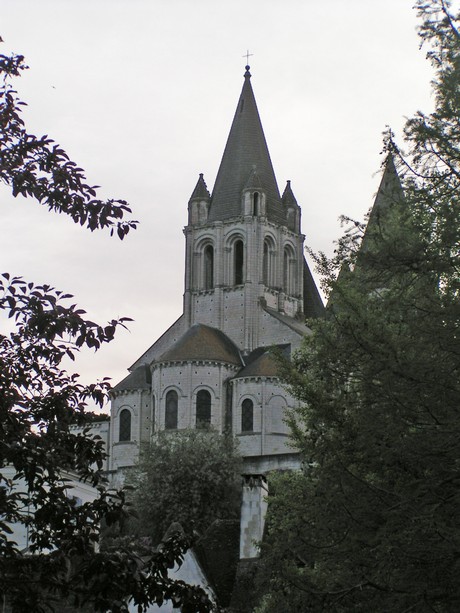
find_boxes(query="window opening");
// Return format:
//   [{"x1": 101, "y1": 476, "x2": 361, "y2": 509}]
[
  {"x1": 263, "y1": 240, "x2": 269, "y2": 286},
  {"x1": 284, "y1": 248, "x2": 295, "y2": 294},
  {"x1": 234, "y1": 240, "x2": 244, "y2": 285},
  {"x1": 196, "y1": 389, "x2": 211, "y2": 428},
  {"x1": 253, "y1": 192, "x2": 259, "y2": 216},
  {"x1": 119, "y1": 408, "x2": 132, "y2": 442},
  {"x1": 204, "y1": 245, "x2": 214, "y2": 290},
  {"x1": 165, "y1": 390, "x2": 178, "y2": 430},
  {"x1": 241, "y1": 399, "x2": 254, "y2": 432}
]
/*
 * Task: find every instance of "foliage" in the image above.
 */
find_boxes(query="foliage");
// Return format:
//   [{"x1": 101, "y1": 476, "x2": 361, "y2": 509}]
[
  {"x1": 257, "y1": 1, "x2": 460, "y2": 612},
  {"x1": 0, "y1": 46, "x2": 214, "y2": 612},
  {"x1": 128, "y1": 429, "x2": 242, "y2": 544}
]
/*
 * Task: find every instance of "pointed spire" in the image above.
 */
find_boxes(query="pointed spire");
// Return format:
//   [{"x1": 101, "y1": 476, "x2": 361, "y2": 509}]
[
  {"x1": 208, "y1": 68, "x2": 284, "y2": 223},
  {"x1": 189, "y1": 173, "x2": 210, "y2": 202},
  {"x1": 371, "y1": 154, "x2": 404, "y2": 214},
  {"x1": 281, "y1": 180, "x2": 298, "y2": 206},
  {"x1": 360, "y1": 154, "x2": 405, "y2": 254}
]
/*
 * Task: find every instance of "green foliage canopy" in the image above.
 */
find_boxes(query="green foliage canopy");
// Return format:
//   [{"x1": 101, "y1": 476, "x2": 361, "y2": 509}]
[
  {"x1": 129, "y1": 429, "x2": 242, "y2": 544},
  {"x1": 257, "y1": 2, "x2": 460, "y2": 612}
]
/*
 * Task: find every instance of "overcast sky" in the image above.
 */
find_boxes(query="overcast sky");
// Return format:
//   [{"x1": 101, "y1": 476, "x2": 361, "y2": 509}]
[{"x1": 1, "y1": 0, "x2": 440, "y2": 397}]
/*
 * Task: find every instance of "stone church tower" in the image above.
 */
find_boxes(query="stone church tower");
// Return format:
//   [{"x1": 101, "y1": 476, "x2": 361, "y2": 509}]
[{"x1": 109, "y1": 66, "x2": 323, "y2": 491}]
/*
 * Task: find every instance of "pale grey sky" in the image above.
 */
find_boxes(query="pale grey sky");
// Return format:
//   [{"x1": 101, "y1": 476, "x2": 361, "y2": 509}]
[{"x1": 1, "y1": 0, "x2": 437, "y2": 394}]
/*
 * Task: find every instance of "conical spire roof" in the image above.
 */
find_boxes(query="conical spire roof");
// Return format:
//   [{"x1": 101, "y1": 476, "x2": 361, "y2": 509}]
[
  {"x1": 281, "y1": 180, "x2": 298, "y2": 206},
  {"x1": 208, "y1": 66, "x2": 284, "y2": 223},
  {"x1": 189, "y1": 173, "x2": 210, "y2": 201},
  {"x1": 370, "y1": 154, "x2": 404, "y2": 216},
  {"x1": 359, "y1": 153, "x2": 405, "y2": 258},
  {"x1": 363, "y1": 154, "x2": 404, "y2": 240}
]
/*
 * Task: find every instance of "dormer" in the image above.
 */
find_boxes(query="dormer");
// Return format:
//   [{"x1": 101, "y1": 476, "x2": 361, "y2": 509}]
[{"x1": 242, "y1": 167, "x2": 267, "y2": 217}]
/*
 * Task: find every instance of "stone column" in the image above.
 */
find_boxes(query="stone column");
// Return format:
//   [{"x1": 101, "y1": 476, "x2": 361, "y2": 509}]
[{"x1": 239, "y1": 474, "x2": 268, "y2": 559}]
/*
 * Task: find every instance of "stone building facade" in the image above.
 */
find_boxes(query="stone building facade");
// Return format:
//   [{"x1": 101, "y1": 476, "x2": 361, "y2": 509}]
[{"x1": 109, "y1": 66, "x2": 324, "y2": 554}]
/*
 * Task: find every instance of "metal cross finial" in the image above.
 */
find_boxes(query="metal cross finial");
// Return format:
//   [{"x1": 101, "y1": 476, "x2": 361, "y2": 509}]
[{"x1": 243, "y1": 50, "x2": 253, "y2": 66}]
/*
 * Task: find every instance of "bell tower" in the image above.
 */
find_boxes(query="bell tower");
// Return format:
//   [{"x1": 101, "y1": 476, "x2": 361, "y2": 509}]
[{"x1": 183, "y1": 65, "x2": 313, "y2": 354}]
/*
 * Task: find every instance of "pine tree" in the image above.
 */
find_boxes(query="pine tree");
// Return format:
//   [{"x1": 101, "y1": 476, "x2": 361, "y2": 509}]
[{"x1": 257, "y1": 2, "x2": 460, "y2": 611}]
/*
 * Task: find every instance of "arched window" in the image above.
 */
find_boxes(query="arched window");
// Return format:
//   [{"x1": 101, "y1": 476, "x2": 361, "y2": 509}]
[
  {"x1": 253, "y1": 192, "x2": 259, "y2": 216},
  {"x1": 263, "y1": 238, "x2": 276, "y2": 287},
  {"x1": 119, "y1": 408, "x2": 132, "y2": 442},
  {"x1": 165, "y1": 390, "x2": 178, "y2": 430},
  {"x1": 196, "y1": 389, "x2": 211, "y2": 428},
  {"x1": 241, "y1": 399, "x2": 254, "y2": 433},
  {"x1": 204, "y1": 245, "x2": 214, "y2": 290},
  {"x1": 263, "y1": 241, "x2": 269, "y2": 286},
  {"x1": 283, "y1": 246, "x2": 295, "y2": 295},
  {"x1": 234, "y1": 240, "x2": 244, "y2": 285},
  {"x1": 283, "y1": 249, "x2": 289, "y2": 292}
]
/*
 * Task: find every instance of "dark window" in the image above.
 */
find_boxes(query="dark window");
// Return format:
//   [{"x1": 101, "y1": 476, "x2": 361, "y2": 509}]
[
  {"x1": 152, "y1": 395, "x2": 156, "y2": 433},
  {"x1": 253, "y1": 192, "x2": 259, "y2": 216},
  {"x1": 204, "y1": 245, "x2": 214, "y2": 290},
  {"x1": 196, "y1": 389, "x2": 211, "y2": 428},
  {"x1": 284, "y1": 248, "x2": 292, "y2": 294},
  {"x1": 263, "y1": 240, "x2": 269, "y2": 286},
  {"x1": 241, "y1": 399, "x2": 254, "y2": 432},
  {"x1": 234, "y1": 240, "x2": 244, "y2": 285},
  {"x1": 119, "y1": 408, "x2": 132, "y2": 442},
  {"x1": 165, "y1": 390, "x2": 178, "y2": 430}
]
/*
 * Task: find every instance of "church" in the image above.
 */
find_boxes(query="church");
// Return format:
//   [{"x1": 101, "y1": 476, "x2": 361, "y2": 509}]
[{"x1": 108, "y1": 64, "x2": 324, "y2": 487}]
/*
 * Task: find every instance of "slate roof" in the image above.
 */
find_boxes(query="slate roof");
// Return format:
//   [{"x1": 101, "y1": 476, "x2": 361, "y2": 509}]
[
  {"x1": 158, "y1": 323, "x2": 243, "y2": 365},
  {"x1": 208, "y1": 66, "x2": 285, "y2": 224},
  {"x1": 372, "y1": 154, "x2": 404, "y2": 213},
  {"x1": 263, "y1": 306, "x2": 311, "y2": 336},
  {"x1": 281, "y1": 180, "x2": 298, "y2": 206},
  {"x1": 189, "y1": 173, "x2": 211, "y2": 201},
  {"x1": 360, "y1": 154, "x2": 405, "y2": 253},
  {"x1": 236, "y1": 344, "x2": 291, "y2": 378},
  {"x1": 112, "y1": 364, "x2": 152, "y2": 392},
  {"x1": 303, "y1": 258, "x2": 325, "y2": 318}
]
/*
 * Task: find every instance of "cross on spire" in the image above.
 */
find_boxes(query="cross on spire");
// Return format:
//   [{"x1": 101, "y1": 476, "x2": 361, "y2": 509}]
[{"x1": 242, "y1": 49, "x2": 253, "y2": 67}]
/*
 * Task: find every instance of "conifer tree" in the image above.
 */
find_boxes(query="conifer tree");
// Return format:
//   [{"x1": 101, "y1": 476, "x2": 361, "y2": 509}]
[{"x1": 257, "y1": 2, "x2": 460, "y2": 611}]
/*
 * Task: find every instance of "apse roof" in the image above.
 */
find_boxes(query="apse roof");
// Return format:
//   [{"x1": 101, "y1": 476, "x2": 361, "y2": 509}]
[
  {"x1": 158, "y1": 323, "x2": 243, "y2": 365},
  {"x1": 112, "y1": 364, "x2": 152, "y2": 392},
  {"x1": 236, "y1": 344, "x2": 291, "y2": 378},
  {"x1": 208, "y1": 66, "x2": 285, "y2": 224}
]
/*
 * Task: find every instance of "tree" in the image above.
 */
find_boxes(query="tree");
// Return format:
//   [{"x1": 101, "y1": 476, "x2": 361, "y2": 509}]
[
  {"x1": 128, "y1": 429, "x2": 242, "y2": 545},
  {"x1": 0, "y1": 48, "x2": 214, "y2": 612},
  {"x1": 257, "y1": 2, "x2": 460, "y2": 611}
]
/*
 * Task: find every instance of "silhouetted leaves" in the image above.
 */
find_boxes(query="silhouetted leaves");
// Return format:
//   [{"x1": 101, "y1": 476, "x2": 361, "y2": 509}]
[{"x1": 0, "y1": 44, "x2": 213, "y2": 612}]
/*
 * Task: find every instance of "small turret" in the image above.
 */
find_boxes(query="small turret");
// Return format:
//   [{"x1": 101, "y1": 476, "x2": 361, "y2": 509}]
[
  {"x1": 242, "y1": 166, "x2": 267, "y2": 216},
  {"x1": 282, "y1": 180, "x2": 301, "y2": 232},
  {"x1": 188, "y1": 173, "x2": 211, "y2": 225}
]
